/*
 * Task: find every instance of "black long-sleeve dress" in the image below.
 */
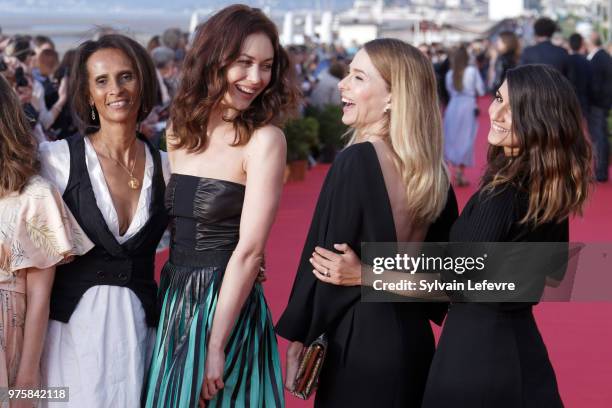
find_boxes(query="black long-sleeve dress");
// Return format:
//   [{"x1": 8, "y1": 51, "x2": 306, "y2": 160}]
[
  {"x1": 276, "y1": 142, "x2": 458, "y2": 407},
  {"x1": 422, "y1": 184, "x2": 565, "y2": 407}
]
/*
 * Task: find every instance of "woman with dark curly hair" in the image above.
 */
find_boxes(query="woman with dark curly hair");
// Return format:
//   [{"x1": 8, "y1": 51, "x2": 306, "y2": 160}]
[{"x1": 144, "y1": 5, "x2": 299, "y2": 407}]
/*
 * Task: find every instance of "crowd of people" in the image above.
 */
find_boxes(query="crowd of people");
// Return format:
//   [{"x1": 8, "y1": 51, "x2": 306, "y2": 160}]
[
  {"x1": 0, "y1": 7, "x2": 609, "y2": 408},
  {"x1": 2, "y1": 15, "x2": 610, "y2": 183},
  {"x1": 417, "y1": 17, "x2": 612, "y2": 184}
]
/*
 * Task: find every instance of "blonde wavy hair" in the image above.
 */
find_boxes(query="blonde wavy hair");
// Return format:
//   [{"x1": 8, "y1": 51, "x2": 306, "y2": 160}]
[{"x1": 349, "y1": 38, "x2": 449, "y2": 224}]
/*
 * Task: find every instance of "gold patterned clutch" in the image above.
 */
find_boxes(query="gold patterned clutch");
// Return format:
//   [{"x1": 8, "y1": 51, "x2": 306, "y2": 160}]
[{"x1": 291, "y1": 334, "x2": 328, "y2": 400}]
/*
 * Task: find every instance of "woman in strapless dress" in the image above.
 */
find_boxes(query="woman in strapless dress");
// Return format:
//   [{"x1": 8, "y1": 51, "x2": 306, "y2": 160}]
[{"x1": 144, "y1": 5, "x2": 299, "y2": 408}]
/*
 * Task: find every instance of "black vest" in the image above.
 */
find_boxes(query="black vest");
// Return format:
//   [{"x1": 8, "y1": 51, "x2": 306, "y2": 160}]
[{"x1": 50, "y1": 134, "x2": 168, "y2": 327}]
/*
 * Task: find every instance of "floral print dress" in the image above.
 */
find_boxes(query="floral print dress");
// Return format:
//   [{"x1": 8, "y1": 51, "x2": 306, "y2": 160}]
[{"x1": 0, "y1": 176, "x2": 93, "y2": 393}]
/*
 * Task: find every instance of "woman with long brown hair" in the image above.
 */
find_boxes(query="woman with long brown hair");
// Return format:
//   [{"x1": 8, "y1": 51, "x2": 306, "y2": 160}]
[
  {"x1": 0, "y1": 75, "x2": 92, "y2": 406},
  {"x1": 421, "y1": 63, "x2": 592, "y2": 408},
  {"x1": 144, "y1": 5, "x2": 299, "y2": 407},
  {"x1": 443, "y1": 45, "x2": 485, "y2": 186},
  {"x1": 277, "y1": 38, "x2": 457, "y2": 407}
]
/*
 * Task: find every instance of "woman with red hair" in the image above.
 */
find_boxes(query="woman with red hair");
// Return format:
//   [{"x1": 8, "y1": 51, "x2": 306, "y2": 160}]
[{"x1": 144, "y1": 5, "x2": 299, "y2": 407}]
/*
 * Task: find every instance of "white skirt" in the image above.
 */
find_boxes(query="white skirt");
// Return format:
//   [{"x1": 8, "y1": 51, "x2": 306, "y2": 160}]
[{"x1": 41, "y1": 286, "x2": 155, "y2": 407}]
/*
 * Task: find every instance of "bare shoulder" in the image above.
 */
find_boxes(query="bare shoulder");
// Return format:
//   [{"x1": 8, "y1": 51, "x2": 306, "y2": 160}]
[
  {"x1": 247, "y1": 125, "x2": 287, "y2": 158},
  {"x1": 250, "y1": 125, "x2": 286, "y2": 148}
]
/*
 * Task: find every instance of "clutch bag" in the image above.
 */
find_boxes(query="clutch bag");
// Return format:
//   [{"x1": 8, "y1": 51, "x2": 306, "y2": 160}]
[{"x1": 291, "y1": 334, "x2": 328, "y2": 400}]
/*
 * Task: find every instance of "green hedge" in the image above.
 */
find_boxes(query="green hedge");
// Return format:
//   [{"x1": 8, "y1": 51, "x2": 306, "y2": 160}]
[
  {"x1": 304, "y1": 104, "x2": 348, "y2": 151},
  {"x1": 284, "y1": 116, "x2": 319, "y2": 162}
]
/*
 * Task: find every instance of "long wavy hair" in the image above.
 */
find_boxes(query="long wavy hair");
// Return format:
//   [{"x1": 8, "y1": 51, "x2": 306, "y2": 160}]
[
  {"x1": 353, "y1": 38, "x2": 449, "y2": 224},
  {"x1": 483, "y1": 64, "x2": 592, "y2": 225},
  {"x1": 170, "y1": 4, "x2": 300, "y2": 151},
  {"x1": 0, "y1": 75, "x2": 39, "y2": 197}
]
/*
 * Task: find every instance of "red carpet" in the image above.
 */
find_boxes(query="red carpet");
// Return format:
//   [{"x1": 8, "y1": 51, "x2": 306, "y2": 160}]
[{"x1": 155, "y1": 97, "x2": 612, "y2": 407}]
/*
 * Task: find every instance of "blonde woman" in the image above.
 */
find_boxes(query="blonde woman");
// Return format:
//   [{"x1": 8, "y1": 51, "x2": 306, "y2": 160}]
[{"x1": 276, "y1": 38, "x2": 458, "y2": 407}]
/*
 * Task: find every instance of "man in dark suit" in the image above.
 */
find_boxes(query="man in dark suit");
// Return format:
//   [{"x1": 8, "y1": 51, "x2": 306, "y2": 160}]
[
  {"x1": 520, "y1": 17, "x2": 569, "y2": 76},
  {"x1": 566, "y1": 33, "x2": 591, "y2": 119},
  {"x1": 586, "y1": 32, "x2": 612, "y2": 182}
]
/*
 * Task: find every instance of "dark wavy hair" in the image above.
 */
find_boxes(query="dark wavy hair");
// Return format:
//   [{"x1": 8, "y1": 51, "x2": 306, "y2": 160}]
[
  {"x1": 70, "y1": 34, "x2": 158, "y2": 135},
  {"x1": 170, "y1": 4, "x2": 300, "y2": 151},
  {"x1": 483, "y1": 64, "x2": 592, "y2": 225},
  {"x1": 0, "y1": 75, "x2": 39, "y2": 197}
]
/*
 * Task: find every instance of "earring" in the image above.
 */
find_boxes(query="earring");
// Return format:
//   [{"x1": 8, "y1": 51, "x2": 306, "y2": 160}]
[
  {"x1": 384, "y1": 106, "x2": 390, "y2": 114},
  {"x1": 91, "y1": 106, "x2": 96, "y2": 121}
]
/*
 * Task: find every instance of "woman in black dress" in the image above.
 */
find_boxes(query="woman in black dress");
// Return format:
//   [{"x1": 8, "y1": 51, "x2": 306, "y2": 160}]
[
  {"x1": 276, "y1": 39, "x2": 458, "y2": 407},
  {"x1": 422, "y1": 65, "x2": 592, "y2": 407},
  {"x1": 310, "y1": 65, "x2": 592, "y2": 407}
]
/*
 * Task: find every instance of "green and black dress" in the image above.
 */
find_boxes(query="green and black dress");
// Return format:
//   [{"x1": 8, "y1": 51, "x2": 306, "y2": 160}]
[{"x1": 145, "y1": 174, "x2": 284, "y2": 408}]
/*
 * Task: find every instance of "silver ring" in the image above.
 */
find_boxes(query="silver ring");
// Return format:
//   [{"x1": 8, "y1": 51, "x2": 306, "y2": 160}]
[{"x1": 325, "y1": 267, "x2": 331, "y2": 277}]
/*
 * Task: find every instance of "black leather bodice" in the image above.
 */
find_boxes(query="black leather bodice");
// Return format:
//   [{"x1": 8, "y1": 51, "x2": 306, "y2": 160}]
[{"x1": 166, "y1": 174, "x2": 245, "y2": 252}]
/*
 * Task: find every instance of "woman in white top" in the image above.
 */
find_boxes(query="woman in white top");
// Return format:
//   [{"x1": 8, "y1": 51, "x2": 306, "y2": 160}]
[
  {"x1": 443, "y1": 46, "x2": 485, "y2": 187},
  {"x1": 38, "y1": 35, "x2": 170, "y2": 408}
]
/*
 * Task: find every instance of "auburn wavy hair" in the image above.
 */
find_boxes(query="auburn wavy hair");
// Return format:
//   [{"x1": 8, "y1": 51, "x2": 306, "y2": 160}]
[
  {"x1": 483, "y1": 64, "x2": 592, "y2": 225},
  {"x1": 0, "y1": 75, "x2": 39, "y2": 198},
  {"x1": 170, "y1": 4, "x2": 300, "y2": 151}
]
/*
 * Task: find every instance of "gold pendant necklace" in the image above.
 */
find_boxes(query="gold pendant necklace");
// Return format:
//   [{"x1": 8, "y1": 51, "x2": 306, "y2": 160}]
[
  {"x1": 98, "y1": 135, "x2": 140, "y2": 190},
  {"x1": 128, "y1": 176, "x2": 140, "y2": 190}
]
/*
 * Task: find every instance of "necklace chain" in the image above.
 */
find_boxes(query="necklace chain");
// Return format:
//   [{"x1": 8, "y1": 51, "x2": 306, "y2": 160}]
[{"x1": 95, "y1": 135, "x2": 140, "y2": 189}]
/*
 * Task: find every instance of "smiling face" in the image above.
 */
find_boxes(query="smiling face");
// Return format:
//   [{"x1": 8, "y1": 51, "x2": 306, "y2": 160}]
[
  {"x1": 87, "y1": 48, "x2": 140, "y2": 126},
  {"x1": 222, "y1": 32, "x2": 274, "y2": 112},
  {"x1": 488, "y1": 80, "x2": 519, "y2": 155},
  {"x1": 337, "y1": 48, "x2": 390, "y2": 134}
]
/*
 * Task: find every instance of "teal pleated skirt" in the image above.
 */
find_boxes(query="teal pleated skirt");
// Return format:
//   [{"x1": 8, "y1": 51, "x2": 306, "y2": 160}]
[{"x1": 144, "y1": 250, "x2": 284, "y2": 408}]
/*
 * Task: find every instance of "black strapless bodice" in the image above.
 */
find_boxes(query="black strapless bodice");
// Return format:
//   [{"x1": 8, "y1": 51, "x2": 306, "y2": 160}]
[{"x1": 165, "y1": 174, "x2": 245, "y2": 252}]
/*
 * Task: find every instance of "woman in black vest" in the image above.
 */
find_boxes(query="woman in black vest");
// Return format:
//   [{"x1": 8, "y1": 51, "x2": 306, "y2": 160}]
[{"x1": 38, "y1": 35, "x2": 169, "y2": 407}]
